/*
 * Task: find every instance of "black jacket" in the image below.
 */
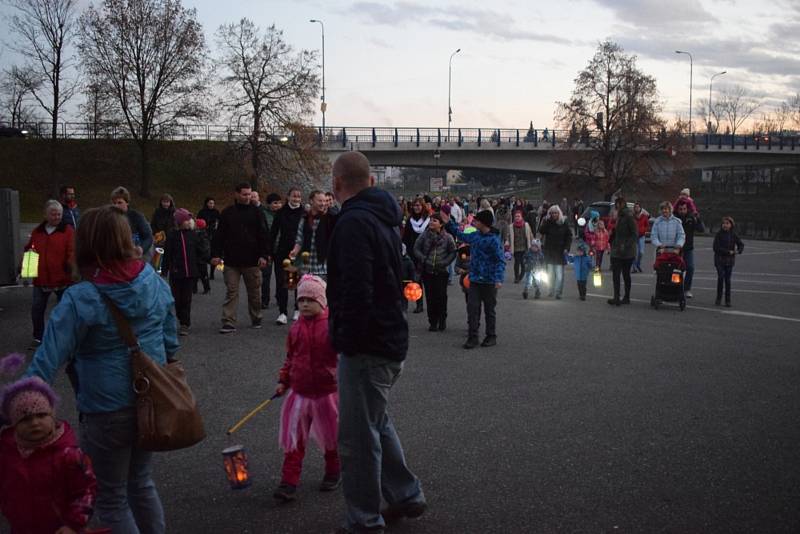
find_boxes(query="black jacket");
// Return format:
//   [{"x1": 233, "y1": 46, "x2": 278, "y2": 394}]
[
  {"x1": 678, "y1": 213, "x2": 705, "y2": 251},
  {"x1": 211, "y1": 203, "x2": 270, "y2": 268},
  {"x1": 327, "y1": 187, "x2": 408, "y2": 361},
  {"x1": 150, "y1": 206, "x2": 175, "y2": 237},
  {"x1": 162, "y1": 228, "x2": 204, "y2": 278},
  {"x1": 538, "y1": 218, "x2": 572, "y2": 265},
  {"x1": 270, "y1": 204, "x2": 305, "y2": 260},
  {"x1": 713, "y1": 229, "x2": 744, "y2": 267}
]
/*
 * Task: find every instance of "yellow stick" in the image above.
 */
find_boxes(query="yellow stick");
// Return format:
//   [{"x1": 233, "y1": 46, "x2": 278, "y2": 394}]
[{"x1": 226, "y1": 394, "x2": 279, "y2": 435}]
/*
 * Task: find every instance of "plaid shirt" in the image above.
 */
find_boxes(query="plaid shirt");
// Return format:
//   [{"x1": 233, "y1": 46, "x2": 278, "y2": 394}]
[{"x1": 295, "y1": 217, "x2": 327, "y2": 277}]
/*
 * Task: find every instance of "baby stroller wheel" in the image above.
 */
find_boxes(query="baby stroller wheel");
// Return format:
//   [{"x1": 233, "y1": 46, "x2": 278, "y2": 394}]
[{"x1": 679, "y1": 299, "x2": 686, "y2": 311}]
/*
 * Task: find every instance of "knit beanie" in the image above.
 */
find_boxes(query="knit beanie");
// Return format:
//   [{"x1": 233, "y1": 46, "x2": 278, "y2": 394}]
[
  {"x1": 474, "y1": 209, "x2": 494, "y2": 227},
  {"x1": 266, "y1": 193, "x2": 282, "y2": 204},
  {"x1": 680, "y1": 188, "x2": 691, "y2": 196},
  {"x1": 174, "y1": 208, "x2": 192, "y2": 226},
  {"x1": 1, "y1": 377, "x2": 57, "y2": 426},
  {"x1": 440, "y1": 204, "x2": 452, "y2": 216},
  {"x1": 297, "y1": 274, "x2": 327, "y2": 308}
]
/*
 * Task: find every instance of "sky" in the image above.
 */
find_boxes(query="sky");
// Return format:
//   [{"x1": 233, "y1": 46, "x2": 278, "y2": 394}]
[{"x1": 1, "y1": 0, "x2": 798, "y2": 130}]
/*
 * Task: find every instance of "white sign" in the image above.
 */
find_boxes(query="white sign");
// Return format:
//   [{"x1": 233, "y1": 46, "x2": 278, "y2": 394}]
[{"x1": 429, "y1": 177, "x2": 444, "y2": 192}]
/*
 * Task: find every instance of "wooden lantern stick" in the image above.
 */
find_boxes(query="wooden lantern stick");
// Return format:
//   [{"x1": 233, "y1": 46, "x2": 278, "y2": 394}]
[{"x1": 226, "y1": 393, "x2": 280, "y2": 435}]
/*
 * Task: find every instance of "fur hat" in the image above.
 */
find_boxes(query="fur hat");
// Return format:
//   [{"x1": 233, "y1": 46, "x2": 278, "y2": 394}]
[
  {"x1": 174, "y1": 208, "x2": 192, "y2": 226},
  {"x1": 1, "y1": 376, "x2": 58, "y2": 426},
  {"x1": 297, "y1": 274, "x2": 327, "y2": 308},
  {"x1": 474, "y1": 209, "x2": 494, "y2": 227},
  {"x1": 680, "y1": 188, "x2": 691, "y2": 197}
]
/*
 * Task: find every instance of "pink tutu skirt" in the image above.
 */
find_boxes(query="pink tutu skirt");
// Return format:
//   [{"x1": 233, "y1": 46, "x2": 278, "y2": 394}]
[{"x1": 279, "y1": 390, "x2": 339, "y2": 453}]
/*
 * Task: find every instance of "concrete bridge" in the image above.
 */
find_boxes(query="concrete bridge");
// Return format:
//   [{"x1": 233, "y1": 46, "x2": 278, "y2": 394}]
[{"x1": 318, "y1": 127, "x2": 800, "y2": 173}]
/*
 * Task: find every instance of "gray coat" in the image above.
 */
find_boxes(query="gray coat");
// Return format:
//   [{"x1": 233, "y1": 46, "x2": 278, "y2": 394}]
[
  {"x1": 413, "y1": 229, "x2": 457, "y2": 274},
  {"x1": 610, "y1": 208, "x2": 638, "y2": 259}
]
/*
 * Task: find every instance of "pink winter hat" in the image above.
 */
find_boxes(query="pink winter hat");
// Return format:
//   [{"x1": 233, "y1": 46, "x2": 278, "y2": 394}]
[
  {"x1": 174, "y1": 208, "x2": 192, "y2": 226},
  {"x1": 297, "y1": 274, "x2": 327, "y2": 308},
  {"x1": 1, "y1": 376, "x2": 57, "y2": 426}
]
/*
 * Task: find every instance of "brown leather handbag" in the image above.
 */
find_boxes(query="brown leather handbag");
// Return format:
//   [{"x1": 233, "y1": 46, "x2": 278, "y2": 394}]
[{"x1": 104, "y1": 296, "x2": 206, "y2": 451}]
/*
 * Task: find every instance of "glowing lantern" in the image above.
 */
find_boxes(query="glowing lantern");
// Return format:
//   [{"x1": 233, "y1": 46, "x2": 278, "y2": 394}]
[
  {"x1": 215, "y1": 260, "x2": 225, "y2": 272},
  {"x1": 592, "y1": 268, "x2": 602, "y2": 288},
  {"x1": 301, "y1": 251, "x2": 310, "y2": 265},
  {"x1": 577, "y1": 217, "x2": 586, "y2": 227},
  {"x1": 21, "y1": 249, "x2": 39, "y2": 279},
  {"x1": 461, "y1": 275, "x2": 470, "y2": 289},
  {"x1": 151, "y1": 247, "x2": 164, "y2": 273},
  {"x1": 283, "y1": 259, "x2": 299, "y2": 289},
  {"x1": 534, "y1": 271, "x2": 548, "y2": 285},
  {"x1": 222, "y1": 445, "x2": 251, "y2": 489},
  {"x1": 404, "y1": 282, "x2": 423, "y2": 301},
  {"x1": 671, "y1": 271, "x2": 682, "y2": 285}
]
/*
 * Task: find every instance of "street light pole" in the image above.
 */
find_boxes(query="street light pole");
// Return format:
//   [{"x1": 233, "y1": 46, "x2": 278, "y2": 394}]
[
  {"x1": 448, "y1": 48, "x2": 461, "y2": 140},
  {"x1": 310, "y1": 19, "x2": 326, "y2": 134},
  {"x1": 708, "y1": 70, "x2": 726, "y2": 133},
  {"x1": 675, "y1": 50, "x2": 693, "y2": 134}
]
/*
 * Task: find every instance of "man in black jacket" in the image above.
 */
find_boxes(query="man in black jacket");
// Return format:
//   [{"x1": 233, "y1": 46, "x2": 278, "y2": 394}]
[
  {"x1": 269, "y1": 186, "x2": 305, "y2": 325},
  {"x1": 328, "y1": 152, "x2": 426, "y2": 534},
  {"x1": 675, "y1": 199, "x2": 704, "y2": 298},
  {"x1": 210, "y1": 182, "x2": 270, "y2": 333}
]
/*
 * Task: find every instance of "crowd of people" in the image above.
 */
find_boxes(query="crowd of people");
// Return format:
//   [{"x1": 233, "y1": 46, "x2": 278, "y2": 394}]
[{"x1": 2, "y1": 159, "x2": 747, "y2": 533}]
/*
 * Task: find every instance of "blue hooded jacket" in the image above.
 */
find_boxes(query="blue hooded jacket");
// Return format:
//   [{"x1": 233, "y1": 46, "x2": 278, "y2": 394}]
[
  {"x1": 26, "y1": 264, "x2": 179, "y2": 414},
  {"x1": 445, "y1": 221, "x2": 505, "y2": 284}
]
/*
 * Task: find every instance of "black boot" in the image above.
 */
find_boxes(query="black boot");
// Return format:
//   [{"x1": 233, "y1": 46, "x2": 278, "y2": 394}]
[
  {"x1": 578, "y1": 281, "x2": 586, "y2": 301},
  {"x1": 438, "y1": 316, "x2": 446, "y2": 331}
]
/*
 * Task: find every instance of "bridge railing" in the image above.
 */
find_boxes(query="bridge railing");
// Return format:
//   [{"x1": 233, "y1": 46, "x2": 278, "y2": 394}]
[{"x1": 2, "y1": 120, "x2": 798, "y2": 151}]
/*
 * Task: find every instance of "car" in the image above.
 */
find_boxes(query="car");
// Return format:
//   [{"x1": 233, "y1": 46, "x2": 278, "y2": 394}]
[
  {"x1": 580, "y1": 201, "x2": 654, "y2": 241},
  {"x1": 0, "y1": 127, "x2": 27, "y2": 138}
]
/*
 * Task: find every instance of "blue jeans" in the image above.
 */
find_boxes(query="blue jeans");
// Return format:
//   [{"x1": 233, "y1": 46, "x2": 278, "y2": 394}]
[
  {"x1": 523, "y1": 270, "x2": 540, "y2": 292},
  {"x1": 545, "y1": 264, "x2": 564, "y2": 297},
  {"x1": 338, "y1": 354, "x2": 425, "y2": 531},
  {"x1": 635, "y1": 236, "x2": 645, "y2": 271},
  {"x1": 31, "y1": 286, "x2": 64, "y2": 340},
  {"x1": 683, "y1": 248, "x2": 695, "y2": 290},
  {"x1": 80, "y1": 408, "x2": 165, "y2": 534}
]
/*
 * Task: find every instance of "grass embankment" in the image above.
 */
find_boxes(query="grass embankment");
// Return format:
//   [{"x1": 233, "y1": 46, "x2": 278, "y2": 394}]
[{"x1": 0, "y1": 139, "x2": 247, "y2": 222}]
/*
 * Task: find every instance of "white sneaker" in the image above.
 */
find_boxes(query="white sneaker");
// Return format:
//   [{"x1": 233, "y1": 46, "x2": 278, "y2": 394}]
[
  {"x1": 685, "y1": 291, "x2": 693, "y2": 298},
  {"x1": 276, "y1": 313, "x2": 288, "y2": 325},
  {"x1": 292, "y1": 310, "x2": 300, "y2": 322}
]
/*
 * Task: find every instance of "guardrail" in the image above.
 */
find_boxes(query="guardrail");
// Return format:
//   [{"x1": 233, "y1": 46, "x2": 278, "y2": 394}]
[{"x1": 2, "y1": 121, "x2": 798, "y2": 151}]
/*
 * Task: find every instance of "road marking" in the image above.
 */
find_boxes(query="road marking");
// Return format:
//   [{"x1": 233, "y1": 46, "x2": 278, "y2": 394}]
[
  {"x1": 630, "y1": 282, "x2": 800, "y2": 297},
  {"x1": 587, "y1": 293, "x2": 800, "y2": 323},
  {"x1": 741, "y1": 249, "x2": 800, "y2": 256},
  {"x1": 694, "y1": 270, "x2": 800, "y2": 278},
  {"x1": 688, "y1": 276, "x2": 800, "y2": 287}
]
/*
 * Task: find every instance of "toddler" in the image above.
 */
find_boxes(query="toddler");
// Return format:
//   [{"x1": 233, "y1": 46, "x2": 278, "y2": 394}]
[
  {"x1": 570, "y1": 240, "x2": 594, "y2": 301},
  {"x1": 273, "y1": 275, "x2": 340, "y2": 502},
  {"x1": 712, "y1": 216, "x2": 744, "y2": 307},
  {"x1": 594, "y1": 220, "x2": 610, "y2": 270},
  {"x1": 522, "y1": 239, "x2": 544, "y2": 300},
  {"x1": 0, "y1": 360, "x2": 96, "y2": 534}
]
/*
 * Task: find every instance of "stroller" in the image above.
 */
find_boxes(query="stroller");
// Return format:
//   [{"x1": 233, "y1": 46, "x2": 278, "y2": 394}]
[{"x1": 650, "y1": 247, "x2": 687, "y2": 311}]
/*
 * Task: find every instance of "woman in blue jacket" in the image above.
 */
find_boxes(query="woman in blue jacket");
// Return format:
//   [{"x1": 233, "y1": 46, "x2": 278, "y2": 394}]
[{"x1": 26, "y1": 205, "x2": 178, "y2": 534}]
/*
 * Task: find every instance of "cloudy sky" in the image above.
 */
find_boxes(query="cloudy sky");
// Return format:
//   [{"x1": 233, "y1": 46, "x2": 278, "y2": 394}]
[{"x1": 2, "y1": 0, "x2": 798, "y2": 129}]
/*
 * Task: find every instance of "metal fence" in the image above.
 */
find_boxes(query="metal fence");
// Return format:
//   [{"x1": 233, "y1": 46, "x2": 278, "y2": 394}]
[{"x1": 2, "y1": 120, "x2": 798, "y2": 151}]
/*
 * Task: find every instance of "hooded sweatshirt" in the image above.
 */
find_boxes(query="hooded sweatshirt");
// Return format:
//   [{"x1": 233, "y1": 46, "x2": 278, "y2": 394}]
[
  {"x1": 445, "y1": 221, "x2": 505, "y2": 284},
  {"x1": 25, "y1": 262, "x2": 179, "y2": 413},
  {"x1": 327, "y1": 187, "x2": 409, "y2": 361}
]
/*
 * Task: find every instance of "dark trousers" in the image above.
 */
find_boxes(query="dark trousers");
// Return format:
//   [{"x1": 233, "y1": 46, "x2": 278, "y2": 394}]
[
  {"x1": 421, "y1": 271, "x2": 449, "y2": 327},
  {"x1": 610, "y1": 257, "x2": 633, "y2": 300},
  {"x1": 716, "y1": 265, "x2": 733, "y2": 302},
  {"x1": 467, "y1": 283, "x2": 497, "y2": 339},
  {"x1": 261, "y1": 266, "x2": 272, "y2": 306},
  {"x1": 195, "y1": 264, "x2": 210, "y2": 292},
  {"x1": 513, "y1": 251, "x2": 525, "y2": 281},
  {"x1": 577, "y1": 280, "x2": 587, "y2": 298},
  {"x1": 170, "y1": 276, "x2": 195, "y2": 326},
  {"x1": 208, "y1": 263, "x2": 216, "y2": 280},
  {"x1": 275, "y1": 260, "x2": 296, "y2": 315},
  {"x1": 31, "y1": 287, "x2": 65, "y2": 340}
]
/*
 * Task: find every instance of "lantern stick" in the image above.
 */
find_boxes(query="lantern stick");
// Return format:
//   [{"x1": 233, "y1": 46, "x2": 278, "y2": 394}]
[{"x1": 226, "y1": 393, "x2": 280, "y2": 435}]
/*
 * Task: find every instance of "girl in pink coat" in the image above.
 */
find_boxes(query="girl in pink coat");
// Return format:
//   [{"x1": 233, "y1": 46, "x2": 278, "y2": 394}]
[{"x1": 272, "y1": 275, "x2": 340, "y2": 502}]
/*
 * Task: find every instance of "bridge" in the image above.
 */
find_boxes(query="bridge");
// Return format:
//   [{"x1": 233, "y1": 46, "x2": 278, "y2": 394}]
[{"x1": 318, "y1": 127, "x2": 800, "y2": 174}]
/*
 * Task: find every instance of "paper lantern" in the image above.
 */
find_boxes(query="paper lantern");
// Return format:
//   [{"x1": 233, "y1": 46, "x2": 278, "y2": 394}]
[
  {"x1": 671, "y1": 271, "x2": 682, "y2": 285},
  {"x1": 462, "y1": 275, "x2": 470, "y2": 289},
  {"x1": 215, "y1": 260, "x2": 225, "y2": 272},
  {"x1": 151, "y1": 247, "x2": 164, "y2": 273},
  {"x1": 222, "y1": 445, "x2": 251, "y2": 489},
  {"x1": 301, "y1": 251, "x2": 310, "y2": 264},
  {"x1": 592, "y1": 268, "x2": 602, "y2": 288},
  {"x1": 404, "y1": 282, "x2": 423, "y2": 301},
  {"x1": 21, "y1": 249, "x2": 39, "y2": 279},
  {"x1": 283, "y1": 259, "x2": 299, "y2": 289}
]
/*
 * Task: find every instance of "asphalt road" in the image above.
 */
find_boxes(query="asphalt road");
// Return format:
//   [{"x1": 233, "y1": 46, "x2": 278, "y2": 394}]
[{"x1": 1, "y1": 236, "x2": 799, "y2": 533}]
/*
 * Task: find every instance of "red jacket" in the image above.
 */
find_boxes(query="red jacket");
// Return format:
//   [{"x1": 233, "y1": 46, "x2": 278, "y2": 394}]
[
  {"x1": 634, "y1": 213, "x2": 649, "y2": 238},
  {"x1": 278, "y1": 308, "x2": 338, "y2": 397},
  {"x1": 0, "y1": 422, "x2": 96, "y2": 533},
  {"x1": 24, "y1": 221, "x2": 75, "y2": 288},
  {"x1": 594, "y1": 229, "x2": 610, "y2": 252}
]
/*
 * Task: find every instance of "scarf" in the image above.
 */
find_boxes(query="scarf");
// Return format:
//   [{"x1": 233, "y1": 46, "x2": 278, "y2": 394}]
[
  {"x1": 410, "y1": 216, "x2": 429, "y2": 234},
  {"x1": 85, "y1": 259, "x2": 145, "y2": 284},
  {"x1": 513, "y1": 219, "x2": 525, "y2": 228},
  {"x1": 288, "y1": 201, "x2": 301, "y2": 209},
  {"x1": 16, "y1": 420, "x2": 65, "y2": 458}
]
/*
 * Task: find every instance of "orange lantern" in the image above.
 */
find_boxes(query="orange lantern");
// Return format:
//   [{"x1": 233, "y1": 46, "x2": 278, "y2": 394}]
[
  {"x1": 404, "y1": 281, "x2": 423, "y2": 301},
  {"x1": 671, "y1": 271, "x2": 682, "y2": 285},
  {"x1": 222, "y1": 445, "x2": 251, "y2": 489},
  {"x1": 461, "y1": 274, "x2": 470, "y2": 289}
]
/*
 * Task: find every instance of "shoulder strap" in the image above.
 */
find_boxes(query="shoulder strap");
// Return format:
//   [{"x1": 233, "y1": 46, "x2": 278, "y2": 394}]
[{"x1": 100, "y1": 294, "x2": 140, "y2": 352}]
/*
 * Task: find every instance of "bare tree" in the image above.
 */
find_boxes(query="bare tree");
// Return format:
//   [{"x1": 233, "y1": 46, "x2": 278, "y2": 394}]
[
  {"x1": 717, "y1": 85, "x2": 760, "y2": 135},
  {"x1": 7, "y1": 0, "x2": 79, "y2": 139},
  {"x1": 696, "y1": 97, "x2": 724, "y2": 134},
  {"x1": 79, "y1": 0, "x2": 209, "y2": 197},
  {"x1": 78, "y1": 79, "x2": 120, "y2": 139},
  {"x1": 0, "y1": 65, "x2": 41, "y2": 127},
  {"x1": 787, "y1": 93, "x2": 800, "y2": 129},
  {"x1": 216, "y1": 19, "x2": 323, "y2": 191},
  {"x1": 553, "y1": 40, "x2": 690, "y2": 200}
]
